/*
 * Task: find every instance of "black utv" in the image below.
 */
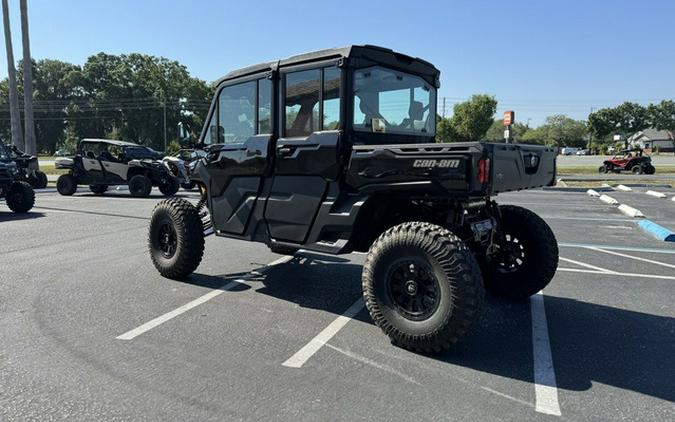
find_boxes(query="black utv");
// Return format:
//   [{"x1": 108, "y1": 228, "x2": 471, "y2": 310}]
[
  {"x1": 8, "y1": 145, "x2": 48, "y2": 189},
  {"x1": 148, "y1": 45, "x2": 559, "y2": 353},
  {"x1": 55, "y1": 139, "x2": 180, "y2": 197},
  {"x1": 0, "y1": 143, "x2": 35, "y2": 213}
]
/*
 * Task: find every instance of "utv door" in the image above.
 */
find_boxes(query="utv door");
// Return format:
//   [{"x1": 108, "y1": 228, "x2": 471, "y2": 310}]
[
  {"x1": 264, "y1": 65, "x2": 342, "y2": 244},
  {"x1": 203, "y1": 77, "x2": 274, "y2": 236},
  {"x1": 100, "y1": 146, "x2": 128, "y2": 185},
  {"x1": 79, "y1": 141, "x2": 105, "y2": 183}
]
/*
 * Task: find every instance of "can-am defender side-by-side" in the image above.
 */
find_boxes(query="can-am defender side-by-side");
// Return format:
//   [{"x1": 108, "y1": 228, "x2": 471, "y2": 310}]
[
  {"x1": 147, "y1": 46, "x2": 559, "y2": 352},
  {"x1": 55, "y1": 139, "x2": 180, "y2": 197},
  {"x1": 0, "y1": 143, "x2": 35, "y2": 213},
  {"x1": 8, "y1": 145, "x2": 48, "y2": 189}
]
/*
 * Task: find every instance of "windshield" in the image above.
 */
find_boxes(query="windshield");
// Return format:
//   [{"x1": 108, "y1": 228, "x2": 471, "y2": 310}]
[
  {"x1": 0, "y1": 144, "x2": 11, "y2": 162},
  {"x1": 353, "y1": 66, "x2": 436, "y2": 136},
  {"x1": 125, "y1": 146, "x2": 163, "y2": 160}
]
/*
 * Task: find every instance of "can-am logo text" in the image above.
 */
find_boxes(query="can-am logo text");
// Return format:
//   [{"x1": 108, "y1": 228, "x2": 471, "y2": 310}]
[{"x1": 412, "y1": 159, "x2": 460, "y2": 169}]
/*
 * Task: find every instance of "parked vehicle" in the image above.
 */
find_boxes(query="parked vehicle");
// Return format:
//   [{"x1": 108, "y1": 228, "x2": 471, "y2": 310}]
[
  {"x1": 54, "y1": 139, "x2": 180, "y2": 197},
  {"x1": 575, "y1": 149, "x2": 590, "y2": 156},
  {"x1": 599, "y1": 149, "x2": 655, "y2": 174},
  {"x1": 147, "y1": 46, "x2": 559, "y2": 352},
  {"x1": 8, "y1": 145, "x2": 48, "y2": 188},
  {"x1": 560, "y1": 147, "x2": 580, "y2": 155},
  {"x1": 0, "y1": 143, "x2": 35, "y2": 213},
  {"x1": 163, "y1": 148, "x2": 207, "y2": 190}
]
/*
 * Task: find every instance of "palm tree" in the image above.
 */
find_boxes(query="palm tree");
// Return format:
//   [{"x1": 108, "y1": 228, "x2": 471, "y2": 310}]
[
  {"x1": 2, "y1": 0, "x2": 24, "y2": 150},
  {"x1": 20, "y1": 0, "x2": 36, "y2": 155}
]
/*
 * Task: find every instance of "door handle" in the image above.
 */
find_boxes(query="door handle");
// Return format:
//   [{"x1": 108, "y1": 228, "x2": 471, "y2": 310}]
[{"x1": 277, "y1": 146, "x2": 295, "y2": 156}]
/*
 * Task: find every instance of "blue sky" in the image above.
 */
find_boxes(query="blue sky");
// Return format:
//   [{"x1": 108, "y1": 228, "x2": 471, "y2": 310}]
[{"x1": 1, "y1": 0, "x2": 674, "y2": 126}]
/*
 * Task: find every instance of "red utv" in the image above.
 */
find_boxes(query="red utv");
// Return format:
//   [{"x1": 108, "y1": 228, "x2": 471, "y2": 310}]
[{"x1": 599, "y1": 150, "x2": 655, "y2": 175}]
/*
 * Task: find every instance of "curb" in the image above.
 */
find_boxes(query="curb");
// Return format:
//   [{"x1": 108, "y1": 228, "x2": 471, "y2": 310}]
[
  {"x1": 586, "y1": 189, "x2": 600, "y2": 197},
  {"x1": 614, "y1": 184, "x2": 632, "y2": 192},
  {"x1": 599, "y1": 194, "x2": 619, "y2": 205},
  {"x1": 645, "y1": 190, "x2": 667, "y2": 198},
  {"x1": 638, "y1": 220, "x2": 675, "y2": 242},
  {"x1": 618, "y1": 204, "x2": 645, "y2": 218}
]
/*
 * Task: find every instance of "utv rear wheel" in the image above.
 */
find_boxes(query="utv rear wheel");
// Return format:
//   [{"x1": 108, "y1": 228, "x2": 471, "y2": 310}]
[
  {"x1": 89, "y1": 184, "x2": 108, "y2": 195},
  {"x1": 484, "y1": 205, "x2": 558, "y2": 299},
  {"x1": 159, "y1": 177, "x2": 180, "y2": 196},
  {"x1": 631, "y1": 165, "x2": 643, "y2": 175},
  {"x1": 6, "y1": 181, "x2": 35, "y2": 213},
  {"x1": 56, "y1": 174, "x2": 77, "y2": 196},
  {"x1": 598, "y1": 165, "x2": 608, "y2": 174},
  {"x1": 362, "y1": 222, "x2": 484, "y2": 353},
  {"x1": 148, "y1": 198, "x2": 205, "y2": 279},
  {"x1": 644, "y1": 164, "x2": 656, "y2": 175},
  {"x1": 129, "y1": 175, "x2": 152, "y2": 197}
]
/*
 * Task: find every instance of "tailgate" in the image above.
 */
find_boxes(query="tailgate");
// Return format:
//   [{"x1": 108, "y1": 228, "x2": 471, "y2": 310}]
[{"x1": 487, "y1": 143, "x2": 557, "y2": 194}]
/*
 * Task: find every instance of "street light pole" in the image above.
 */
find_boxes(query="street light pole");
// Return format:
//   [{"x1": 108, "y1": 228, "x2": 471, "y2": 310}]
[{"x1": 163, "y1": 100, "x2": 167, "y2": 152}]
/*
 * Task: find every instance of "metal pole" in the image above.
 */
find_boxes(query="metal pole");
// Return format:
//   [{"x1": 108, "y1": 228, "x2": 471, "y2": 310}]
[
  {"x1": 163, "y1": 100, "x2": 167, "y2": 152},
  {"x1": 442, "y1": 97, "x2": 446, "y2": 118}
]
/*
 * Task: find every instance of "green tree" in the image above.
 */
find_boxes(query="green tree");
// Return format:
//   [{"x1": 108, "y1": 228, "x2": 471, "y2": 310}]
[
  {"x1": 521, "y1": 115, "x2": 587, "y2": 147},
  {"x1": 648, "y1": 100, "x2": 675, "y2": 139},
  {"x1": 588, "y1": 102, "x2": 650, "y2": 144},
  {"x1": 437, "y1": 94, "x2": 497, "y2": 142}
]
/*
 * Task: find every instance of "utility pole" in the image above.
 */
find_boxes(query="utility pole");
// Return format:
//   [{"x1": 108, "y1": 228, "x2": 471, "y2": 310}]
[
  {"x1": 2, "y1": 0, "x2": 24, "y2": 150},
  {"x1": 163, "y1": 100, "x2": 167, "y2": 152},
  {"x1": 442, "y1": 97, "x2": 446, "y2": 118},
  {"x1": 20, "y1": 0, "x2": 36, "y2": 156}
]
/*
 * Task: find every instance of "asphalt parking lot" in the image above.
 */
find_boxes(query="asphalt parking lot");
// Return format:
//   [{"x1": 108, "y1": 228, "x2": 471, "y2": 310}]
[{"x1": 1, "y1": 188, "x2": 674, "y2": 421}]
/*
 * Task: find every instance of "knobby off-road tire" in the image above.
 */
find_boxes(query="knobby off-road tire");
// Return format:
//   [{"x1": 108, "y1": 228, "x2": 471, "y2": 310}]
[
  {"x1": 56, "y1": 174, "x2": 77, "y2": 196},
  {"x1": 362, "y1": 222, "x2": 484, "y2": 353},
  {"x1": 159, "y1": 177, "x2": 180, "y2": 196},
  {"x1": 598, "y1": 165, "x2": 608, "y2": 174},
  {"x1": 6, "y1": 181, "x2": 35, "y2": 213},
  {"x1": 129, "y1": 175, "x2": 152, "y2": 198},
  {"x1": 89, "y1": 184, "x2": 108, "y2": 194},
  {"x1": 631, "y1": 165, "x2": 643, "y2": 175},
  {"x1": 484, "y1": 205, "x2": 559, "y2": 299},
  {"x1": 268, "y1": 244, "x2": 299, "y2": 256},
  {"x1": 644, "y1": 164, "x2": 656, "y2": 175},
  {"x1": 181, "y1": 181, "x2": 196, "y2": 191},
  {"x1": 148, "y1": 198, "x2": 205, "y2": 279}
]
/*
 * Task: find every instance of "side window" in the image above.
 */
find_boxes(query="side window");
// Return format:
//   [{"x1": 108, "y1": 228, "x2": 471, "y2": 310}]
[
  {"x1": 285, "y1": 69, "x2": 321, "y2": 137},
  {"x1": 323, "y1": 67, "x2": 341, "y2": 130},
  {"x1": 218, "y1": 81, "x2": 256, "y2": 143},
  {"x1": 203, "y1": 112, "x2": 217, "y2": 145},
  {"x1": 258, "y1": 79, "x2": 272, "y2": 134}
]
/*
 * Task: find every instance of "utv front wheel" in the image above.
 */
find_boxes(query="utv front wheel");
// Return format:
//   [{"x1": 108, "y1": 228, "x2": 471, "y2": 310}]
[
  {"x1": 631, "y1": 165, "x2": 643, "y2": 175},
  {"x1": 129, "y1": 175, "x2": 152, "y2": 197},
  {"x1": 32, "y1": 171, "x2": 48, "y2": 189},
  {"x1": 484, "y1": 205, "x2": 559, "y2": 299},
  {"x1": 362, "y1": 222, "x2": 484, "y2": 353},
  {"x1": 148, "y1": 198, "x2": 205, "y2": 279},
  {"x1": 56, "y1": 174, "x2": 77, "y2": 195},
  {"x1": 6, "y1": 181, "x2": 35, "y2": 213},
  {"x1": 159, "y1": 177, "x2": 180, "y2": 196}
]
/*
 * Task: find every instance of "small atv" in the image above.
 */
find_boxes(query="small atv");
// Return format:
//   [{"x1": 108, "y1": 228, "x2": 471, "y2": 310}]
[
  {"x1": 599, "y1": 150, "x2": 655, "y2": 175},
  {"x1": 9, "y1": 145, "x2": 48, "y2": 188},
  {"x1": 0, "y1": 143, "x2": 35, "y2": 213}
]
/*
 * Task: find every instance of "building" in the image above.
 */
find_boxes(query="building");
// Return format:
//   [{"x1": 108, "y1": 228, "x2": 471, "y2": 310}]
[{"x1": 627, "y1": 129, "x2": 674, "y2": 153}]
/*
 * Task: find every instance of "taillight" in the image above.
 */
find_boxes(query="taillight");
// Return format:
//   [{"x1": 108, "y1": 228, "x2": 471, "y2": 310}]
[{"x1": 478, "y1": 158, "x2": 490, "y2": 184}]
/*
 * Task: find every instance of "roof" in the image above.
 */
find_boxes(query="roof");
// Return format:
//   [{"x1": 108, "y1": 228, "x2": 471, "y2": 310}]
[
  {"x1": 628, "y1": 128, "x2": 674, "y2": 142},
  {"x1": 80, "y1": 138, "x2": 141, "y2": 147},
  {"x1": 214, "y1": 45, "x2": 440, "y2": 86}
]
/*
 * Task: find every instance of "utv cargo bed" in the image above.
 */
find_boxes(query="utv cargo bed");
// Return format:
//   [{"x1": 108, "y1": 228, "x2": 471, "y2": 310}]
[{"x1": 347, "y1": 142, "x2": 556, "y2": 196}]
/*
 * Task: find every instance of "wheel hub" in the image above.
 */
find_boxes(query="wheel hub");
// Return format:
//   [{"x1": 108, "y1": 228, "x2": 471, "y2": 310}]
[
  {"x1": 386, "y1": 258, "x2": 440, "y2": 321},
  {"x1": 157, "y1": 221, "x2": 177, "y2": 258}
]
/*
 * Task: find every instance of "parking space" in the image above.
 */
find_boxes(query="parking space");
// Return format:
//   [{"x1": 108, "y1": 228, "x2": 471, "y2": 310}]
[{"x1": 1, "y1": 189, "x2": 674, "y2": 420}]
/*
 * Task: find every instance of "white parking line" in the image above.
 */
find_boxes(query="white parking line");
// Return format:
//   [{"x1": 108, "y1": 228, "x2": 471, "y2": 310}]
[
  {"x1": 559, "y1": 242, "x2": 675, "y2": 255},
  {"x1": 585, "y1": 247, "x2": 675, "y2": 270},
  {"x1": 116, "y1": 280, "x2": 246, "y2": 340},
  {"x1": 559, "y1": 257, "x2": 617, "y2": 274},
  {"x1": 558, "y1": 267, "x2": 675, "y2": 281},
  {"x1": 283, "y1": 298, "x2": 364, "y2": 368},
  {"x1": 116, "y1": 255, "x2": 295, "y2": 340},
  {"x1": 531, "y1": 291, "x2": 561, "y2": 416}
]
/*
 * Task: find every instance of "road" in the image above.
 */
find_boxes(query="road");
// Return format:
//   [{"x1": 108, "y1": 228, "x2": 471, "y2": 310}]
[
  {"x1": 1, "y1": 188, "x2": 674, "y2": 421},
  {"x1": 557, "y1": 154, "x2": 675, "y2": 166}
]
